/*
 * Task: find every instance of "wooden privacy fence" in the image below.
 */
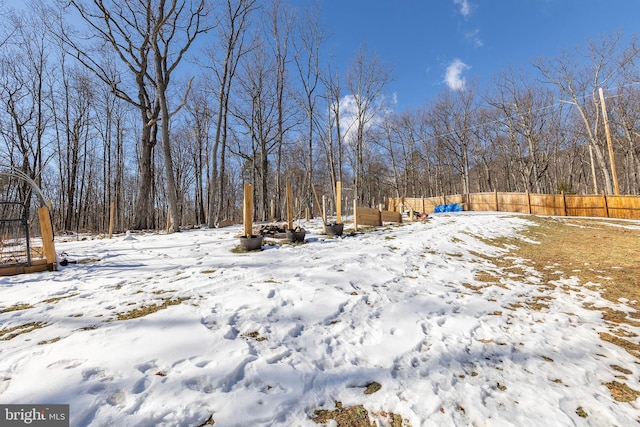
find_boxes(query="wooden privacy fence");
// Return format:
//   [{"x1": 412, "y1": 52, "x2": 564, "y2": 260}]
[{"x1": 388, "y1": 191, "x2": 640, "y2": 220}]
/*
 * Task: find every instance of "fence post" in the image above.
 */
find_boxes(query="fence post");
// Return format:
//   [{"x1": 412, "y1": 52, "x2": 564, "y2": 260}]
[
  {"x1": 526, "y1": 191, "x2": 531, "y2": 214},
  {"x1": 602, "y1": 190, "x2": 610, "y2": 218},
  {"x1": 561, "y1": 191, "x2": 567, "y2": 216},
  {"x1": 494, "y1": 190, "x2": 499, "y2": 212}
]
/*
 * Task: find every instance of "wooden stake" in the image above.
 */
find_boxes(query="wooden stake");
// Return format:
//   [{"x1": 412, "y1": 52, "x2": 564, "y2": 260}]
[
  {"x1": 336, "y1": 181, "x2": 342, "y2": 224},
  {"x1": 322, "y1": 195, "x2": 327, "y2": 225},
  {"x1": 243, "y1": 183, "x2": 253, "y2": 236},
  {"x1": 353, "y1": 199, "x2": 358, "y2": 232},
  {"x1": 286, "y1": 183, "x2": 294, "y2": 230},
  {"x1": 599, "y1": 87, "x2": 620, "y2": 195},
  {"x1": 38, "y1": 207, "x2": 57, "y2": 270}
]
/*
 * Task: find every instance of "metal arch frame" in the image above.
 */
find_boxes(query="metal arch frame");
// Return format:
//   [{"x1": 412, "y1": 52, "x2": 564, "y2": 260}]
[{"x1": 0, "y1": 165, "x2": 48, "y2": 207}]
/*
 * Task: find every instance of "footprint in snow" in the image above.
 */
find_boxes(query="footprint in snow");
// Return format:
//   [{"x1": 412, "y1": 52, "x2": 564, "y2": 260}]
[{"x1": 47, "y1": 359, "x2": 86, "y2": 370}]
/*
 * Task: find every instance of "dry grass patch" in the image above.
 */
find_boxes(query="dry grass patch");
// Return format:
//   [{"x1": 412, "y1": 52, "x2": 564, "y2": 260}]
[
  {"x1": 503, "y1": 215, "x2": 640, "y2": 402},
  {"x1": 115, "y1": 297, "x2": 189, "y2": 321},
  {"x1": 42, "y1": 293, "x2": 79, "y2": 304},
  {"x1": 515, "y1": 216, "x2": 640, "y2": 305},
  {"x1": 603, "y1": 381, "x2": 640, "y2": 402},
  {"x1": 0, "y1": 303, "x2": 33, "y2": 313},
  {"x1": 0, "y1": 322, "x2": 47, "y2": 340}
]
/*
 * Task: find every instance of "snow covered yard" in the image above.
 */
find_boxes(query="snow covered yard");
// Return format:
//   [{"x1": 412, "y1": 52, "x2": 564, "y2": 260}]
[{"x1": 1, "y1": 213, "x2": 639, "y2": 426}]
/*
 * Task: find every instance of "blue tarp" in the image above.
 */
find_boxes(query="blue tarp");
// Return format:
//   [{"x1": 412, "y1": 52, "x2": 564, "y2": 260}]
[{"x1": 434, "y1": 203, "x2": 463, "y2": 213}]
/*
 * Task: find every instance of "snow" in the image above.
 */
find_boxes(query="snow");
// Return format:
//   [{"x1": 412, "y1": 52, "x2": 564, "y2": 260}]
[{"x1": 1, "y1": 212, "x2": 639, "y2": 426}]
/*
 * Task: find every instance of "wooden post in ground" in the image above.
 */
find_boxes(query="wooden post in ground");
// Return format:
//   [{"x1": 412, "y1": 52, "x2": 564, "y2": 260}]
[
  {"x1": 243, "y1": 183, "x2": 253, "y2": 236},
  {"x1": 525, "y1": 191, "x2": 531, "y2": 214},
  {"x1": 108, "y1": 201, "x2": 115, "y2": 238},
  {"x1": 286, "y1": 183, "x2": 294, "y2": 230},
  {"x1": 38, "y1": 207, "x2": 57, "y2": 270},
  {"x1": 322, "y1": 195, "x2": 327, "y2": 225},
  {"x1": 494, "y1": 190, "x2": 499, "y2": 212},
  {"x1": 353, "y1": 199, "x2": 358, "y2": 232},
  {"x1": 336, "y1": 181, "x2": 342, "y2": 224},
  {"x1": 599, "y1": 87, "x2": 620, "y2": 195},
  {"x1": 561, "y1": 191, "x2": 567, "y2": 216}
]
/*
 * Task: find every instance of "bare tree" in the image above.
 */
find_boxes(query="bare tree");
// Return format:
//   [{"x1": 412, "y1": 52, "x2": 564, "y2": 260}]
[
  {"x1": 319, "y1": 64, "x2": 343, "y2": 204},
  {"x1": 149, "y1": 0, "x2": 210, "y2": 232},
  {"x1": 65, "y1": 0, "x2": 161, "y2": 229},
  {"x1": 427, "y1": 85, "x2": 477, "y2": 196},
  {"x1": 0, "y1": 7, "x2": 54, "y2": 211},
  {"x1": 203, "y1": 0, "x2": 257, "y2": 227},
  {"x1": 486, "y1": 67, "x2": 556, "y2": 193},
  {"x1": 533, "y1": 32, "x2": 633, "y2": 194},
  {"x1": 233, "y1": 34, "x2": 278, "y2": 220},
  {"x1": 65, "y1": 0, "x2": 209, "y2": 232},
  {"x1": 344, "y1": 45, "x2": 392, "y2": 204},
  {"x1": 264, "y1": 0, "x2": 295, "y2": 220},
  {"x1": 293, "y1": 0, "x2": 326, "y2": 217}
]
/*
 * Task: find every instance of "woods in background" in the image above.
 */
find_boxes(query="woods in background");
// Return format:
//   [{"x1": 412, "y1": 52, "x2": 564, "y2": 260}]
[{"x1": 1, "y1": 0, "x2": 639, "y2": 233}]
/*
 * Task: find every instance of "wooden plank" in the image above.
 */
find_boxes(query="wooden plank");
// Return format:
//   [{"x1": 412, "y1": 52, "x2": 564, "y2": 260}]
[
  {"x1": 37, "y1": 207, "x2": 57, "y2": 269},
  {"x1": 356, "y1": 206, "x2": 382, "y2": 226},
  {"x1": 381, "y1": 210, "x2": 401, "y2": 223},
  {"x1": 0, "y1": 261, "x2": 54, "y2": 277}
]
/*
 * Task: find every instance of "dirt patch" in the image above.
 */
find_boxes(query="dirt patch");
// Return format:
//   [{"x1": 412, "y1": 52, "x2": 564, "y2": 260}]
[{"x1": 312, "y1": 400, "x2": 410, "y2": 427}]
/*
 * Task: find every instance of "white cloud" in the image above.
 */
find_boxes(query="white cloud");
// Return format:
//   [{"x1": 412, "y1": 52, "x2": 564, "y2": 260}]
[
  {"x1": 445, "y1": 59, "x2": 469, "y2": 91},
  {"x1": 453, "y1": 0, "x2": 472, "y2": 17},
  {"x1": 465, "y1": 29, "x2": 483, "y2": 47}
]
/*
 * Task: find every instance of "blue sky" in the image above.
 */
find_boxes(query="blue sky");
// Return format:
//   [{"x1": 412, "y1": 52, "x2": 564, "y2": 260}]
[{"x1": 318, "y1": 0, "x2": 640, "y2": 111}]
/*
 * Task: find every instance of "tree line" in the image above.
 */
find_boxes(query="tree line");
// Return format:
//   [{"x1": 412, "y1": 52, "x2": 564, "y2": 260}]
[{"x1": 1, "y1": 0, "x2": 639, "y2": 234}]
